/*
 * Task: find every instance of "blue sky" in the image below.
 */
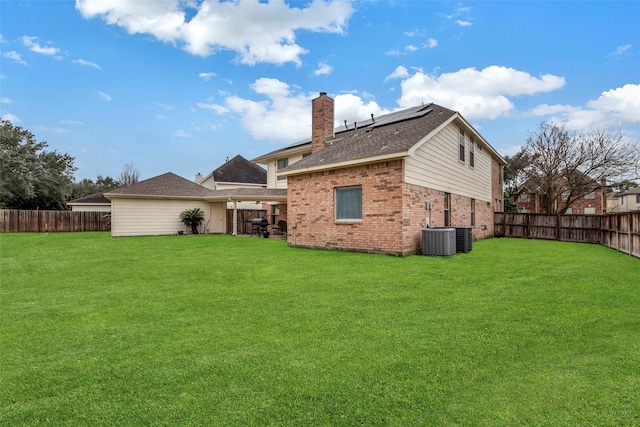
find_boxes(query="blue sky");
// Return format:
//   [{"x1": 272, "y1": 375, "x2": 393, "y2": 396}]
[{"x1": 1, "y1": 0, "x2": 638, "y2": 181}]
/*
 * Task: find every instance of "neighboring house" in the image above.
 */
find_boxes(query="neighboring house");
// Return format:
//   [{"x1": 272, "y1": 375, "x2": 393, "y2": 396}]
[
  {"x1": 515, "y1": 178, "x2": 607, "y2": 215},
  {"x1": 606, "y1": 191, "x2": 623, "y2": 213},
  {"x1": 105, "y1": 172, "x2": 285, "y2": 237},
  {"x1": 254, "y1": 92, "x2": 505, "y2": 256},
  {"x1": 617, "y1": 186, "x2": 640, "y2": 212},
  {"x1": 66, "y1": 192, "x2": 112, "y2": 212},
  {"x1": 195, "y1": 155, "x2": 267, "y2": 210}
]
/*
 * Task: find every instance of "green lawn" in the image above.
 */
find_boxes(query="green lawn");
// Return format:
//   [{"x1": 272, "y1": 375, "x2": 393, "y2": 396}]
[{"x1": 1, "y1": 233, "x2": 639, "y2": 426}]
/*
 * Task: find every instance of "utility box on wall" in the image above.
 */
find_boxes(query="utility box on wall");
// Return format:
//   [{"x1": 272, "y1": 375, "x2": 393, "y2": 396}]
[{"x1": 422, "y1": 228, "x2": 456, "y2": 256}]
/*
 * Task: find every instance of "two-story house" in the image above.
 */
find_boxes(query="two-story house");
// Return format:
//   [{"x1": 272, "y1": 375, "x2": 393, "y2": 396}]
[{"x1": 253, "y1": 92, "x2": 505, "y2": 256}]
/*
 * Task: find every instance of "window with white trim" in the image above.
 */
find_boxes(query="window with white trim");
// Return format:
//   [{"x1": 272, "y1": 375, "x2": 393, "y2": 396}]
[
  {"x1": 469, "y1": 138, "x2": 475, "y2": 168},
  {"x1": 335, "y1": 186, "x2": 362, "y2": 221},
  {"x1": 444, "y1": 192, "x2": 451, "y2": 226},
  {"x1": 277, "y1": 158, "x2": 288, "y2": 170},
  {"x1": 459, "y1": 130, "x2": 465, "y2": 162},
  {"x1": 471, "y1": 198, "x2": 475, "y2": 226}
]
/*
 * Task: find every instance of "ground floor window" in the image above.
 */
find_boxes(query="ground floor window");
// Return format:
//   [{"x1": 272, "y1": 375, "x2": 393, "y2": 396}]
[
  {"x1": 444, "y1": 192, "x2": 451, "y2": 226},
  {"x1": 271, "y1": 204, "x2": 280, "y2": 225},
  {"x1": 335, "y1": 185, "x2": 362, "y2": 220},
  {"x1": 471, "y1": 198, "x2": 475, "y2": 226}
]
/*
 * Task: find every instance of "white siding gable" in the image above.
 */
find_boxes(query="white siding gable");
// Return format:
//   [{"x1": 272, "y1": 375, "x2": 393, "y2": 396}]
[
  {"x1": 405, "y1": 121, "x2": 493, "y2": 201},
  {"x1": 267, "y1": 152, "x2": 309, "y2": 189}
]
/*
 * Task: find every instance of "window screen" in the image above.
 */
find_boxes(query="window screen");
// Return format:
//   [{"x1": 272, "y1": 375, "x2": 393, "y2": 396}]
[{"x1": 335, "y1": 186, "x2": 362, "y2": 220}]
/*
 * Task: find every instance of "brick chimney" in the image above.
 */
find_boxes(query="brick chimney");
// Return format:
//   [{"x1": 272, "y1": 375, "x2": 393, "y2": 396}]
[{"x1": 311, "y1": 92, "x2": 334, "y2": 153}]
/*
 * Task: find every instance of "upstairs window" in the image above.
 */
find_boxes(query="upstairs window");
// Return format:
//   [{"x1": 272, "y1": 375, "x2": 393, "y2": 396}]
[
  {"x1": 469, "y1": 139, "x2": 475, "y2": 168},
  {"x1": 277, "y1": 158, "x2": 288, "y2": 170},
  {"x1": 335, "y1": 186, "x2": 362, "y2": 221},
  {"x1": 459, "y1": 130, "x2": 465, "y2": 162},
  {"x1": 584, "y1": 191, "x2": 595, "y2": 199}
]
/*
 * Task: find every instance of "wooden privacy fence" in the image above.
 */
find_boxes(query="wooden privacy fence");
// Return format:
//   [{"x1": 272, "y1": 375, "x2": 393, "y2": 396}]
[
  {"x1": 225, "y1": 209, "x2": 267, "y2": 235},
  {"x1": 494, "y1": 212, "x2": 640, "y2": 259},
  {"x1": 0, "y1": 210, "x2": 111, "y2": 233}
]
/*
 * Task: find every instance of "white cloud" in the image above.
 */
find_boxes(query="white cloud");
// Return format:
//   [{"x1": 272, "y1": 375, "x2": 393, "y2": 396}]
[
  {"x1": 611, "y1": 44, "x2": 632, "y2": 56},
  {"x1": 22, "y1": 36, "x2": 60, "y2": 55},
  {"x1": 197, "y1": 102, "x2": 229, "y2": 114},
  {"x1": 53, "y1": 128, "x2": 70, "y2": 134},
  {"x1": 199, "y1": 72, "x2": 217, "y2": 81},
  {"x1": 396, "y1": 66, "x2": 566, "y2": 120},
  {"x1": 73, "y1": 59, "x2": 101, "y2": 69},
  {"x1": 404, "y1": 29, "x2": 425, "y2": 37},
  {"x1": 174, "y1": 129, "x2": 191, "y2": 138},
  {"x1": 313, "y1": 61, "x2": 333, "y2": 76},
  {"x1": 1, "y1": 97, "x2": 12, "y2": 104},
  {"x1": 200, "y1": 78, "x2": 392, "y2": 142},
  {"x1": 2, "y1": 113, "x2": 20, "y2": 123},
  {"x1": 97, "y1": 91, "x2": 112, "y2": 101},
  {"x1": 385, "y1": 65, "x2": 410, "y2": 82},
  {"x1": 60, "y1": 119, "x2": 84, "y2": 125},
  {"x1": 424, "y1": 38, "x2": 438, "y2": 48},
  {"x1": 76, "y1": 0, "x2": 354, "y2": 65},
  {"x1": 334, "y1": 94, "x2": 391, "y2": 125},
  {"x1": 3, "y1": 51, "x2": 28, "y2": 65},
  {"x1": 533, "y1": 84, "x2": 640, "y2": 130},
  {"x1": 405, "y1": 44, "x2": 418, "y2": 52},
  {"x1": 456, "y1": 20, "x2": 472, "y2": 27}
]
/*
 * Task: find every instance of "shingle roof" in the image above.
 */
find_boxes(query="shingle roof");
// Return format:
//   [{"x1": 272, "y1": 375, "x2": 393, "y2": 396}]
[
  {"x1": 67, "y1": 192, "x2": 111, "y2": 204},
  {"x1": 619, "y1": 186, "x2": 640, "y2": 196},
  {"x1": 104, "y1": 172, "x2": 287, "y2": 201},
  {"x1": 211, "y1": 155, "x2": 267, "y2": 184},
  {"x1": 281, "y1": 104, "x2": 457, "y2": 172},
  {"x1": 106, "y1": 172, "x2": 214, "y2": 197}
]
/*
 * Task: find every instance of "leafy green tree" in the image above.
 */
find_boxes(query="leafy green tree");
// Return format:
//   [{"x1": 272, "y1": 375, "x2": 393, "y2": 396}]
[
  {"x1": 0, "y1": 119, "x2": 76, "y2": 209},
  {"x1": 179, "y1": 208, "x2": 205, "y2": 234},
  {"x1": 70, "y1": 175, "x2": 121, "y2": 200}
]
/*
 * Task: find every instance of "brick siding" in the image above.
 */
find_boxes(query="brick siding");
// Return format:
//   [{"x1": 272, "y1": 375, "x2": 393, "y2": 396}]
[{"x1": 287, "y1": 159, "x2": 496, "y2": 256}]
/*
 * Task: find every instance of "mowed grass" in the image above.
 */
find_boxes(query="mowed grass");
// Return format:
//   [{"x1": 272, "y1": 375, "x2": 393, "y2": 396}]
[{"x1": 1, "y1": 233, "x2": 639, "y2": 426}]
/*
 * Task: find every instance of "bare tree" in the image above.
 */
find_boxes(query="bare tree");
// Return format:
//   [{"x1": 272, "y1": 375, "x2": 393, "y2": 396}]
[
  {"x1": 503, "y1": 148, "x2": 531, "y2": 211},
  {"x1": 118, "y1": 163, "x2": 140, "y2": 187},
  {"x1": 524, "y1": 121, "x2": 640, "y2": 214}
]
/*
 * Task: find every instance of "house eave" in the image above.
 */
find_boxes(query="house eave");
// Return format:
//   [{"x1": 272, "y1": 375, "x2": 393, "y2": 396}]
[
  {"x1": 104, "y1": 193, "x2": 208, "y2": 201},
  {"x1": 251, "y1": 142, "x2": 312, "y2": 164},
  {"x1": 280, "y1": 152, "x2": 408, "y2": 176}
]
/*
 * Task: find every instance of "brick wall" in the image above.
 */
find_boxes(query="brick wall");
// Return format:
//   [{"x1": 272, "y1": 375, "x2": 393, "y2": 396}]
[
  {"x1": 287, "y1": 159, "x2": 496, "y2": 256},
  {"x1": 403, "y1": 183, "x2": 495, "y2": 252},
  {"x1": 287, "y1": 160, "x2": 406, "y2": 255}
]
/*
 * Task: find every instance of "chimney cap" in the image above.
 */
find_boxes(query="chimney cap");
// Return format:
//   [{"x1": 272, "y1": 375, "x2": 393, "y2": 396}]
[{"x1": 319, "y1": 91, "x2": 327, "y2": 96}]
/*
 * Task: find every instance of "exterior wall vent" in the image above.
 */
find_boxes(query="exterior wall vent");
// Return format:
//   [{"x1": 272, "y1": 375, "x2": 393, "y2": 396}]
[{"x1": 422, "y1": 228, "x2": 456, "y2": 256}]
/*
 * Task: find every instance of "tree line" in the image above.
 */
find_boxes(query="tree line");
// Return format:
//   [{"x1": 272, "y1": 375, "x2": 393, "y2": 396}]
[
  {"x1": 1, "y1": 119, "x2": 139, "y2": 210},
  {"x1": 3, "y1": 118, "x2": 638, "y2": 212},
  {"x1": 503, "y1": 121, "x2": 639, "y2": 214}
]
